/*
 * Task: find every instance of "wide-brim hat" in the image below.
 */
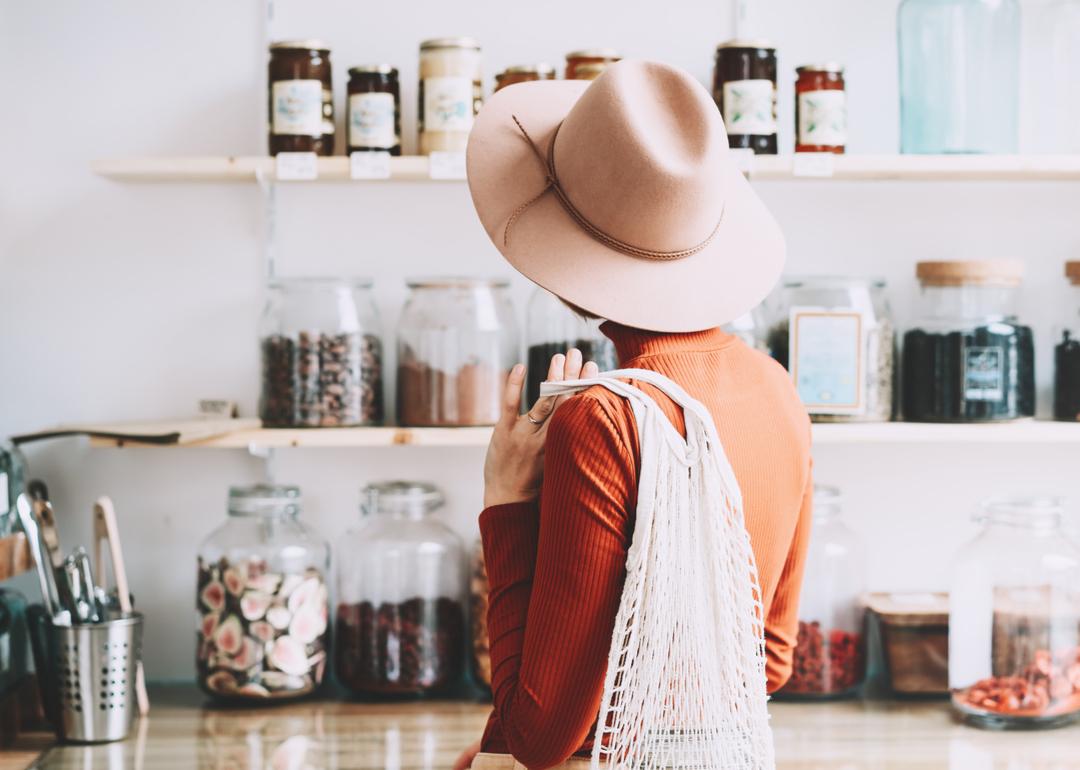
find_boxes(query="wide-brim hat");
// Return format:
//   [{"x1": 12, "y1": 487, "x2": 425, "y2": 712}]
[{"x1": 466, "y1": 59, "x2": 785, "y2": 333}]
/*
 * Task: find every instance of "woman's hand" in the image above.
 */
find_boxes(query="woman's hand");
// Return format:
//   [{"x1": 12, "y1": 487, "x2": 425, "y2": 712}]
[
  {"x1": 452, "y1": 739, "x2": 481, "y2": 770},
  {"x1": 483, "y1": 349, "x2": 599, "y2": 508}
]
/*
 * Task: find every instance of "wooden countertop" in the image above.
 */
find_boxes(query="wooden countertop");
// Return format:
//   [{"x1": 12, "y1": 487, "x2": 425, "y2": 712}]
[{"x1": 19, "y1": 687, "x2": 1080, "y2": 769}]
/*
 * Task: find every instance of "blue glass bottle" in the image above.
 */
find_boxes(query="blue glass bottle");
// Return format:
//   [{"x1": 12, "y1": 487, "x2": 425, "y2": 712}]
[{"x1": 899, "y1": 0, "x2": 1020, "y2": 154}]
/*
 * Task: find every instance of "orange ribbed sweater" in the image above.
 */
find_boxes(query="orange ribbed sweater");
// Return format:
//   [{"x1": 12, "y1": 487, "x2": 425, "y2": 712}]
[{"x1": 478, "y1": 322, "x2": 814, "y2": 769}]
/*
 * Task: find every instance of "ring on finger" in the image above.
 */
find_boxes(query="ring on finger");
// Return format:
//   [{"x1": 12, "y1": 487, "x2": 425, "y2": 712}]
[{"x1": 527, "y1": 413, "x2": 547, "y2": 426}]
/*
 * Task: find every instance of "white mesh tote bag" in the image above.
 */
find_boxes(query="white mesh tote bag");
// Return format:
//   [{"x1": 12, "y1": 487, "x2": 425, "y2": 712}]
[{"x1": 540, "y1": 368, "x2": 774, "y2": 770}]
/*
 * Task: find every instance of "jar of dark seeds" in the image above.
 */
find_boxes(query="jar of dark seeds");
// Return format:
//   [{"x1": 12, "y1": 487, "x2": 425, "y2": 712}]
[
  {"x1": 335, "y1": 482, "x2": 466, "y2": 697},
  {"x1": 1054, "y1": 261, "x2": 1080, "y2": 421},
  {"x1": 259, "y1": 278, "x2": 384, "y2": 428},
  {"x1": 765, "y1": 277, "x2": 895, "y2": 422}
]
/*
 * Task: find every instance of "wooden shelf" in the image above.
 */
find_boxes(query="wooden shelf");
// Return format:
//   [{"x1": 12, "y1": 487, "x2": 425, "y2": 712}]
[
  {"x1": 91, "y1": 154, "x2": 1080, "y2": 184},
  {"x1": 0, "y1": 533, "x2": 32, "y2": 582}
]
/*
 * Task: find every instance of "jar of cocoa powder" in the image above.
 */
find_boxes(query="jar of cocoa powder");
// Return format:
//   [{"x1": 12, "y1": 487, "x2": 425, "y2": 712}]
[
  {"x1": 397, "y1": 278, "x2": 518, "y2": 427},
  {"x1": 335, "y1": 482, "x2": 467, "y2": 697}
]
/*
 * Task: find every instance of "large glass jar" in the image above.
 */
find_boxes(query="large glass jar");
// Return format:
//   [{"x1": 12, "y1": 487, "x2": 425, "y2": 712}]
[
  {"x1": 950, "y1": 496, "x2": 1080, "y2": 729},
  {"x1": 0, "y1": 441, "x2": 26, "y2": 536},
  {"x1": 525, "y1": 288, "x2": 616, "y2": 405},
  {"x1": 259, "y1": 278, "x2": 384, "y2": 428},
  {"x1": 765, "y1": 277, "x2": 895, "y2": 422},
  {"x1": 898, "y1": 0, "x2": 1020, "y2": 154},
  {"x1": 777, "y1": 487, "x2": 867, "y2": 699},
  {"x1": 1054, "y1": 261, "x2": 1080, "y2": 421},
  {"x1": 335, "y1": 482, "x2": 466, "y2": 697},
  {"x1": 397, "y1": 278, "x2": 518, "y2": 427},
  {"x1": 196, "y1": 485, "x2": 330, "y2": 702},
  {"x1": 902, "y1": 261, "x2": 1034, "y2": 422},
  {"x1": 470, "y1": 538, "x2": 491, "y2": 691}
]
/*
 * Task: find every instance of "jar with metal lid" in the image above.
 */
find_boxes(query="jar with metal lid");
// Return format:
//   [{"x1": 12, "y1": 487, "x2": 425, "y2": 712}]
[
  {"x1": 335, "y1": 482, "x2": 466, "y2": 697},
  {"x1": 1054, "y1": 261, "x2": 1080, "y2": 421},
  {"x1": 765, "y1": 277, "x2": 895, "y2": 422},
  {"x1": 565, "y1": 49, "x2": 621, "y2": 80},
  {"x1": 494, "y1": 64, "x2": 556, "y2": 93},
  {"x1": 470, "y1": 537, "x2": 490, "y2": 691},
  {"x1": 196, "y1": 485, "x2": 330, "y2": 701},
  {"x1": 525, "y1": 287, "x2": 616, "y2": 405},
  {"x1": 397, "y1": 278, "x2": 518, "y2": 427},
  {"x1": 950, "y1": 496, "x2": 1080, "y2": 729},
  {"x1": 0, "y1": 441, "x2": 25, "y2": 537},
  {"x1": 268, "y1": 41, "x2": 334, "y2": 156},
  {"x1": 259, "y1": 278, "x2": 384, "y2": 428},
  {"x1": 778, "y1": 487, "x2": 867, "y2": 699},
  {"x1": 347, "y1": 65, "x2": 400, "y2": 155},
  {"x1": 713, "y1": 40, "x2": 778, "y2": 154},
  {"x1": 902, "y1": 261, "x2": 1034, "y2": 422},
  {"x1": 795, "y1": 63, "x2": 846, "y2": 153},
  {"x1": 418, "y1": 37, "x2": 482, "y2": 155}
]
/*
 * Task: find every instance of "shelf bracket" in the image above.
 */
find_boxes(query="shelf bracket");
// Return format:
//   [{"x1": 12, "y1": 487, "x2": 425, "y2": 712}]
[{"x1": 247, "y1": 443, "x2": 277, "y2": 484}]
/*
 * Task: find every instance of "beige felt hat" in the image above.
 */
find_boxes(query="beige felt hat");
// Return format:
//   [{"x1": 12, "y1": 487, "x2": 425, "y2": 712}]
[{"x1": 465, "y1": 59, "x2": 785, "y2": 333}]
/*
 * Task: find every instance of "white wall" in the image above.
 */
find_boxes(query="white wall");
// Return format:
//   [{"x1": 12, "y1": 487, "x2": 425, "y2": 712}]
[{"x1": 2, "y1": 0, "x2": 1078, "y2": 680}]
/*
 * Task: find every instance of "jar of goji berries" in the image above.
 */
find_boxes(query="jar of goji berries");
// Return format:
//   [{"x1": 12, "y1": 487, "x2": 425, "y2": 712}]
[
  {"x1": 335, "y1": 482, "x2": 467, "y2": 697},
  {"x1": 950, "y1": 496, "x2": 1080, "y2": 729},
  {"x1": 777, "y1": 486, "x2": 867, "y2": 699}
]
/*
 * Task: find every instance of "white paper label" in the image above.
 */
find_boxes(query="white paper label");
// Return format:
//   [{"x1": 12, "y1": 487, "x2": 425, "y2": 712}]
[
  {"x1": 350, "y1": 151, "x2": 392, "y2": 179},
  {"x1": 790, "y1": 308, "x2": 866, "y2": 414},
  {"x1": 423, "y1": 76, "x2": 474, "y2": 132},
  {"x1": 349, "y1": 92, "x2": 396, "y2": 149},
  {"x1": 798, "y1": 89, "x2": 847, "y2": 147},
  {"x1": 275, "y1": 152, "x2": 318, "y2": 181},
  {"x1": 964, "y1": 346, "x2": 1005, "y2": 401},
  {"x1": 428, "y1": 151, "x2": 467, "y2": 180},
  {"x1": 722, "y1": 79, "x2": 776, "y2": 136},
  {"x1": 272, "y1": 80, "x2": 323, "y2": 136}
]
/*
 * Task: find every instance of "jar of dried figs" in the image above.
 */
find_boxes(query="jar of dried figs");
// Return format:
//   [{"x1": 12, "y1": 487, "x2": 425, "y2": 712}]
[
  {"x1": 418, "y1": 37, "x2": 482, "y2": 155},
  {"x1": 565, "y1": 48, "x2": 621, "y2": 79},
  {"x1": 494, "y1": 63, "x2": 556, "y2": 92},
  {"x1": 777, "y1": 487, "x2": 867, "y2": 700},
  {"x1": 950, "y1": 496, "x2": 1080, "y2": 729},
  {"x1": 470, "y1": 538, "x2": 491, "y2": 691},
  {"x1": 196, "y1": 485, "x2": 330, "y2": 702},
  {"x1": 526, "y1": 287, "x2": 616, "y2": 406},
  {"x1": 259, "y1": 278, "x2": 385, "y2": 428},
  {"x1": 268, "y1": 41, "x2": 334, "y2": 156},
  {"x1": 397, "y1": 278, "x2": 518, "y2": 427},
  {"x1": 335, "y1": 482, "x2": 467, "y2": 697}
]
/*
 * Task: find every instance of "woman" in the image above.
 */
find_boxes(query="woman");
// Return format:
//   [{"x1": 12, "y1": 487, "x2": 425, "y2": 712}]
[{"x1": 455, "y1": 60, "x2": 813, "y2": 770}]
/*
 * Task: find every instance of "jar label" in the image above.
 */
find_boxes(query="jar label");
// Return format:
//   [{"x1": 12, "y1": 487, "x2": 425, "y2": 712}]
[
  {"x1": 722, "y1": 79, "x2": 777, "y2": 136},
  {"x1": 790, "y1": 309, "x2": 865, "y2": 413},
  {"x1": 963, "y1": 347, "x2": 1005, "y2": 401},
  {"x1": 349, "y1": 92, "x2": 396, "y2": 148},
  {"x1": 272, "y1": 80, "x2": 323, "y2": 136},
  {"x1": 798, "y1": 90, "x2": 847, "y2": 147},
  {"x1": 423, "y1": 76, "x2": 475, "y2": 132}
]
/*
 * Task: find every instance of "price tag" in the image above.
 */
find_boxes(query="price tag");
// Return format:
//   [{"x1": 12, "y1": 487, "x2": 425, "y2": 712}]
[
  {"x1": 729, "y1": 148, "x2": 756, "y2": 176},
  {"x1": 350, "y1": 151, "x2": 392, "y2": 180},
  {"x1": 274, "y1": 152, "x2": 318, "y2": 181},
  {"x1": 792, "y1": 152, "x2": 836, "y2": 178},
  {"x1": 428, "y1": 151, "x2": 467, "y2": 180}
]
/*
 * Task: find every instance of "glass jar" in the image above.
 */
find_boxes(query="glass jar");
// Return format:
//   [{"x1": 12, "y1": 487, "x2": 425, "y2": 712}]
[
  {"x1": 1020, "y1": 0, "x2": 1080, "y2": 153},
  {"x1": 196, "y1": 485, "x2": 330, "y2": 702},
  {"x1": 470, "y1": 538, "x2": 491, "y2": 691},
  {"x1": 418, "y1": 37, "x2": 482, "y2": 156},
  {"x1": 765, "y1": 277, "x2": 895, "y2": 422},
  {"x1": 713, "y1": 40, "x2": 778, "y2": 155},
  {"x1": 525, "y1": 288, "x2": 616, "y2": 405},
  {"x1": 795, "y1": 63, "x2": 846, "y2": 153},
  {"x1": 268, "y1": 41, "x2": 334, "y2": 156},
  {"x1": 565, "y1": 49, "x2": 621, "y2": 80},
  {"x1": 0, "y1": 442, "x2": 26, "y2": 537},
  {"x1": 494, "y1": 64, "x2": 556, "y2": 92},
  {"x1": 950, "y1": 496, "x2": 1080, "y2": 729},
  {"x1": 1054, "y1": 261, "x2": 1080, "y2": 421},
  {"x1": 777, "y1": 487, "x2": 867, "y2": 699},
  {"x1": 898, "y1": 0, "x2": 1020, "y2": 154},
  {"x1": 335, "y1": 482, "x2": 466, "y2": 696},
  {"x1": 347, "y1": 65, "x2": 401, "y2": 156},
  {"x1": 259, "y1": 278, "x2": 384, "y2": 428},
  {"x1": 902, "y1": 261, "x2": 1034, "y2": 422},
  {"x1": 0, "y1": 588, "x2": 29, "y2": 694},
  {"x1": 397, "y1": 278, "x2": 518, "y2": 427}
]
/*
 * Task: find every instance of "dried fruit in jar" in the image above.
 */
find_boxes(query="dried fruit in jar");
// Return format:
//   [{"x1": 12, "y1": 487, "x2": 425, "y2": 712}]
[{"x1": 781, "y1": 620, "x2": 865, "y2": 696}]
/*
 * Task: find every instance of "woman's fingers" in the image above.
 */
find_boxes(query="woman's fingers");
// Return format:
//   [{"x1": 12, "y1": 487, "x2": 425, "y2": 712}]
[
  {"x1": 563, "y1": 348, "x2": 584, "y2": 381},
  {"x1": 582, "y1": 360, "x2": 599, "y2": 378},
  {"x1": 546, "y1": 353, "x2": 566, "y2": 384},
  {"x1": 499, "y1": 364, "x2": 526, "y2": 427}
]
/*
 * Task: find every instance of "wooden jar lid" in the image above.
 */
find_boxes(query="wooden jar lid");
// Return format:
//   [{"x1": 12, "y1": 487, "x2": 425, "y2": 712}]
[
  {"x1": 916, "y1": 260, "x2": 1024, "y2": 287},
  {"x1": 1067, "y1": 261, "x2": 1080, "y2": 284}
]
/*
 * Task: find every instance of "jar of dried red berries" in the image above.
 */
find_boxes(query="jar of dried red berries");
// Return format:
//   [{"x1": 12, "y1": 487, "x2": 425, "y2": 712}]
[
  {"x1": 777, "y1": 486, "x2": 867, "y2": 699},
  {"x1": 335, "y1": 482, "x2": 467, "y2": 697},
  {"x1": 950, "y1": 496, "x2": 1080, "y2": 729}
]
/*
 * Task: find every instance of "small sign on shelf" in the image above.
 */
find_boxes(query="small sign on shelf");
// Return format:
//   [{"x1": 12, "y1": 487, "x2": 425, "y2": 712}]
[
  {"x1": 274, "y1": 152, "x2": 319, "y2": 181},
  {"x1": 428, "y1": 151, "x2": 467, "y2": 180},
  {"x1": 350, "y1": 151, "x2": 392, "y2": 180}
]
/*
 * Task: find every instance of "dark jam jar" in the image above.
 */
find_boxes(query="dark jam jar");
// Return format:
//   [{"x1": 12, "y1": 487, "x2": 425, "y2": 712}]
[
  {"x1": 347, "y1": 65, "x2": 401, "y2": 155},
  {"x1": 795, "y1": 63, "x2": 846, "y2": 153},
  {"x1": 713, "y1": 40, "x2": 778, "y2": 154},
  {"x1": 1054, "y1": 261, "x2": 1080, "y2": 421},
  {"x1": 268, "y1": 41, "x2": 334, "y2": 156},
  {"x1": 494, "y1": 64, "x2": 555, "y2": 92}
]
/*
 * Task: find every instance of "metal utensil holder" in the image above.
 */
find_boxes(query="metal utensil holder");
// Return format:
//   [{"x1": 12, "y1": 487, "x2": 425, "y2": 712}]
[{"x1": 39, "y1": 611, "x2": 143, "y2": 743}]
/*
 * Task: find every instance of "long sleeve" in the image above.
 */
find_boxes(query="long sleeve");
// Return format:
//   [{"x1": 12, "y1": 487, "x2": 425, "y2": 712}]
[{"x1": 479, "y1": 394, "x2": 635, "y2": 769}]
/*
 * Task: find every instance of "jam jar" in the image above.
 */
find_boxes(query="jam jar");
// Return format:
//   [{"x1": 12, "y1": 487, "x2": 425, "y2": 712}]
[
  {"x1": 347, "y1": 65, "x2": 400, "y2": 155},
  {"x1": 268, "y1": 41, "x2": 334, "y2": 156},
  {"x1": 565, "y1": 49, "x2": 621, "y2": 79},
  {"x1": 1054, "y1": 261, "x2": 1080, "y2": 421},
  {"x1": 494, "y1": 64, "x2": 556, "y2": 92},
  {"x1": 795, "y1": 63, "x2": 846, "y2": 153},
  {"x1": 713, "y1": 40, "x2": 778, "y2": 154},
  {"x1": 418, "y1": 37, "x2": 482, "y2": 155}
]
